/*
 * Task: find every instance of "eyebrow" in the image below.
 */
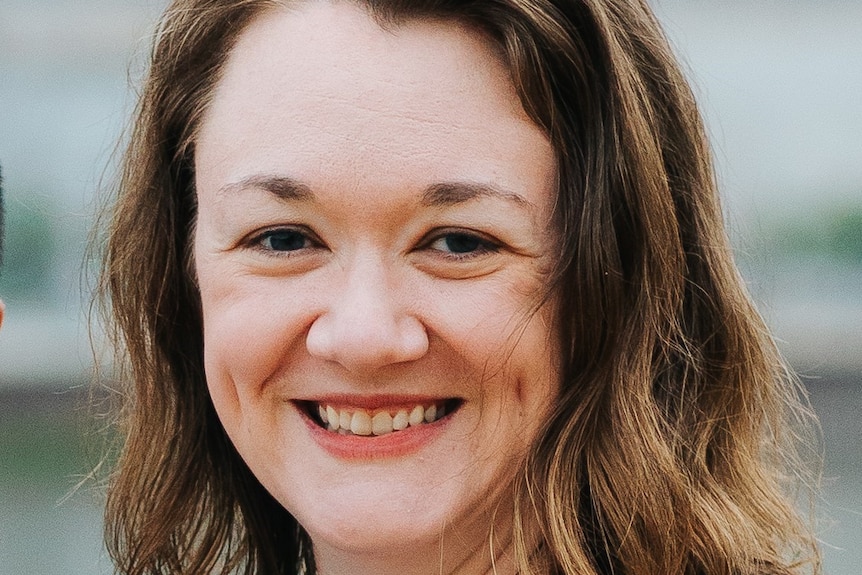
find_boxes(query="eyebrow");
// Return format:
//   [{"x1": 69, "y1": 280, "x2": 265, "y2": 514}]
[
  {"x1": 216, "y1": 175, "x2": 533, "y2": 209},
  {"x1": 216, "y1": 175, "x2": 314, "y2": 201},
  {"x1": 420, "y1": 182, "x2": 532, "y2": 209}
]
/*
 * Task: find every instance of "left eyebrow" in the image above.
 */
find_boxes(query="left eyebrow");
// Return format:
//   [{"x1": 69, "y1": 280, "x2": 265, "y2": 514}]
[{"x1": 420, "y1": 182, "x2": 534, "y2": 209}]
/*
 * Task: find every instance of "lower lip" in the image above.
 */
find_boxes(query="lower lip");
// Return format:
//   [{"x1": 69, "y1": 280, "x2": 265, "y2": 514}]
[{"x1": 299, "y1": 406, "x2": 451, "y2": 460}]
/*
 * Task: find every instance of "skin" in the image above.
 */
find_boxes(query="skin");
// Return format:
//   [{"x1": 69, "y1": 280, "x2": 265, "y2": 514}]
[{"x1": 194, "y1": 3, "x2": 561, "y2": 574}]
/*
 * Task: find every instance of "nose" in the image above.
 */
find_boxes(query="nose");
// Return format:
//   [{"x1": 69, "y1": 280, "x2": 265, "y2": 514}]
[{"x1": 306, "y1": 256, "x2": 429, "y2": 373}]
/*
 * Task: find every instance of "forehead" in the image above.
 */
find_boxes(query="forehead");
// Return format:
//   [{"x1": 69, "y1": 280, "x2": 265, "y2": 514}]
[{"x1": 195, "y1": 1, "x2": 555, "y2": 210}]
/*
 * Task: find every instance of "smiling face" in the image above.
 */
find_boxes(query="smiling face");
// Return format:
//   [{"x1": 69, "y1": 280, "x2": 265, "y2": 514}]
[{"x1": 194, "y1": 2, "x2": 560, "y2": 572}]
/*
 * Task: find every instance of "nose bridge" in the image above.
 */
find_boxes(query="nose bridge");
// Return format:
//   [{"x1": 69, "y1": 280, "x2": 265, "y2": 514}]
[
  {"x1": 341, "y1": 252, "x2": 396, "y2": 329},
  {"x1": 306, "y1": 251, "x2": 428, "y2": 371}
]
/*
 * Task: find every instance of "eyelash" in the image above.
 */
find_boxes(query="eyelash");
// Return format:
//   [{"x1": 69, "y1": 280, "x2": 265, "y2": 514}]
[{"x1": 248, "y1": 227, "x2": 500, "y2": 260}]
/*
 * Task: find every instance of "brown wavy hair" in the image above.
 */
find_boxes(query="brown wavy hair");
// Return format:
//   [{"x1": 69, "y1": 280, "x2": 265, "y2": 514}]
[{"x1": 97, "y1": 0, "x2": 821, "y2": 573}]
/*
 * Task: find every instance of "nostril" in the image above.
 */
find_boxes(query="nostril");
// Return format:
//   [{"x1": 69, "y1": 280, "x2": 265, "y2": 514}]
[
  {"x1": 305, "y1": 312, "x2": 335, "y2": 360},
  {"x1": 397, "y1": 315, "x2": 430, "y2": 359}
]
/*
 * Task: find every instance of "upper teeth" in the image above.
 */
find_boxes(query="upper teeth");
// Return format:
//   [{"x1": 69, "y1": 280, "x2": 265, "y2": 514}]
[{"x1": 317, "y1": 403, "x2": 445, "y2": 436}]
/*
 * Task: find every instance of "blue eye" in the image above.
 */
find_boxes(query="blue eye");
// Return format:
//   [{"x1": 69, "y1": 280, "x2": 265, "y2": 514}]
[
  {"x1": 258, "y1": 229, "x2": 310, "y2": 252},
  {"x1": 438, "y1": 233, "x2": 480, "y2": 253},
  {"x1": 428, "y1": 232, "x2": 497, "y2": 258}
]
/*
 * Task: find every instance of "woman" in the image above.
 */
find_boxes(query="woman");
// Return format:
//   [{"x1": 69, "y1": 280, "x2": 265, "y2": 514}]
[{"x1": 98, "y1": 0, "x2": 820, "y2": 574}]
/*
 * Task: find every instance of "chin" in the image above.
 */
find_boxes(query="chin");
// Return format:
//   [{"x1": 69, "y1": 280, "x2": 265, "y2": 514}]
[
  {"x1": 274, "y1": 458, "x2": 502, "y2": 558},
  {"x1": 308, "y1": 476, "x2": 452, "y2": 530}
]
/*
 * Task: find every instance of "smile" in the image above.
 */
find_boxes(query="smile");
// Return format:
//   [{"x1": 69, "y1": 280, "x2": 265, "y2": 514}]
[{"x1": 304, "y1": 400, "x2": 461, "y2": 436}]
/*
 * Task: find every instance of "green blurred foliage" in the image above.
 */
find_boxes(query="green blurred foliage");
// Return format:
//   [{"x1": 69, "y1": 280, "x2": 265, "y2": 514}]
[
  {"x1": 828, "y1": 209, "x2": 862, "y2": 263},
  {"x1": 0, "y1": 192, "x2": 58, "y2": 302},
  {"x1": 767, "y1": 201, "x2": 862, "y2": 264},
  {"x1": 0, "y1": 410, "x2": 90, "y2": 489}
]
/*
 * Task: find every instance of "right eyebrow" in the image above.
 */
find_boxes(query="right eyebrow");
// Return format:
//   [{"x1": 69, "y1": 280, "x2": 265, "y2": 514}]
[{"x1": 215, "y1": 174, "x2": 315, "y2": 202}]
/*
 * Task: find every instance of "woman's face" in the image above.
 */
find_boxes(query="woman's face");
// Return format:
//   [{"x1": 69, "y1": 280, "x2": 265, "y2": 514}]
[{"x1": 194, "y1": 2, "x2": 560, "y2": 567}]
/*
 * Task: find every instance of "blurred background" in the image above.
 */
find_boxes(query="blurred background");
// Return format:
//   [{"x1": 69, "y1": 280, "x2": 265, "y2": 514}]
[{"x1": 0, "y1": 0, "x2": 859, "y2": 573}]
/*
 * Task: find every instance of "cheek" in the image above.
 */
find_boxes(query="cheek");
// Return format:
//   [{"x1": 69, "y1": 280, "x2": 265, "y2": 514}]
[
  {"x1": 436, "y1": 280, "x2": 559, "y2": 427},
  {"x1": 487, "y1": 296, "x2": 560, "y2": 427},
  {"x1": 199, "y1": 274, "x2": 315, "y2": 404},
  {"x1": 437, "y1": 278, "x2": 555, "y2": 377}
]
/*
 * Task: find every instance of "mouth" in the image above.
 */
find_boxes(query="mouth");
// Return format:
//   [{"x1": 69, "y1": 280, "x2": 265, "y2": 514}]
[{"x1": 298, "y1": 399, "x2": 462, "y2": 437}]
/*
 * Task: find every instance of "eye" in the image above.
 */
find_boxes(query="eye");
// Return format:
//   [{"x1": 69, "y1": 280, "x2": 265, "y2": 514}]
[
  {"x1": 426, "y1": 231, "x2": 498, "y2": 259},
  {"x1": 255, "y1": 227, "x2": 315, "y2": 253}
]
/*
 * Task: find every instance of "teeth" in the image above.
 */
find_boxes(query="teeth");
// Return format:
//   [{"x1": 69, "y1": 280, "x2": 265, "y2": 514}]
[
  {"x1": 316, "y1": 403, "x2": 447, "y2": 436},
  {"x1": 350, "y1": 411, "x2": 372, "y2": 436},
  {"x1": 318, "y1": 405, "x2": 328, "y2": 424},
  {"x1": 372, "y1": 411, "x2": 394, "y2": 435},
  {"x1": 392, "y1": 410, "x2": 409, "y2": 431},
  {"x1": 408, "y1": 405, "x2": 424, "y2": 426},
  {"x1": 339, "y1": 410, "x2": 351, "y2": 431}
]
